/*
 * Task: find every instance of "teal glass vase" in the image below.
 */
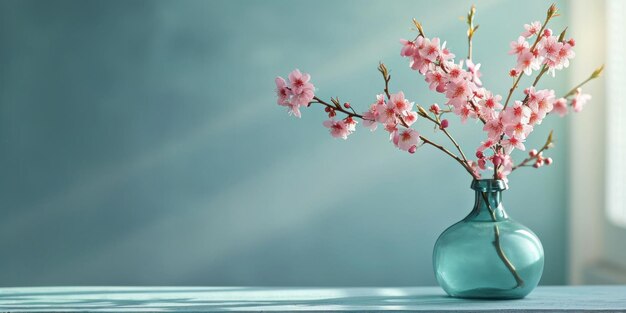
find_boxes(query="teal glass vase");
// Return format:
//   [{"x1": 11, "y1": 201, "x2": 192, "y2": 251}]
[{"x1": 433, "y1": 179, "x2": 544, "y2": 299}]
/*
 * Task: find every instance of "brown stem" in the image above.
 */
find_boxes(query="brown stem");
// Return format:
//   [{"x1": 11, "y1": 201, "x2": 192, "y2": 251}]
[
  {"x1": 311, "y1": 96, "x2": 365, "y2": 120},
  {"x1": 421, "y1": 135, "x2": 475, "y2": 177},
  {"x1": 419, "y1": 109, "x2": 470, "y2": 165},
  {"x1": 481, "y1": 192, "x2": 525, "y2": 289}
]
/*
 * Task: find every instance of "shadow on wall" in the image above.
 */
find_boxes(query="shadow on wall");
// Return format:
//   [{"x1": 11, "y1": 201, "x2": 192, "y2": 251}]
[{"x1": 0, "y1": 0, "x2": 569, "y2": 286}]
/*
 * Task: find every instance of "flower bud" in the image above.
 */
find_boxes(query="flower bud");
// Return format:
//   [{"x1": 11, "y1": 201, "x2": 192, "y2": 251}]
[
  {"x1": 547, "y1": 3, "x2": 558, "y2": 18},
  {"x1": 408, "y1": 145, "x2": 417, "y2": 154},
  {"x1": 476, "y1": 150, "x2": 484, "y2": 159},
  {"x1": 533, "y1": 162, "x2": 540, "y2": 168},
  {"x1": 545, "y1": 157, "x2": 553, "y2": 165},
  {"x1": 529, "y1": 149, "x2": 538, "y2": 157},
  {"x1": 543, "y1": 28, "x2": 552, "y2": 37},
  {"x1": 568, "y1": 38, "x2": 576, "y2": 47},
  {"x1": 429, "y1": 104, "x2": 441, "y2": 115},
  {"x1": 343, "y1": 102, "x2": 351, "y2": 109},
  {"x1": 324, "y1": 106, "x2": 331, "y2": 112},
  {"x1": 440, "y1": 119, "x2": 449, "y2": 129},
  {"x1": 509, "y1": 69, "x2": 518, "y2": 77},
  {"x1": 492, "y1": 155, "x2": 503, "y2": 167}
]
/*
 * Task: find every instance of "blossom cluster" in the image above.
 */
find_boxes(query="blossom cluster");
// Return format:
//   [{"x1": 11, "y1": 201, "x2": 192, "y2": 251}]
[
  {"x1": 275, "y1": 69, "x2": 315, "y2": 118},
  {"x1": 274, "y1": 4, "x2": 600, "y2": 181},
  {"x1": 396, "y1": 20, "x2": 590, "y2": 179}
]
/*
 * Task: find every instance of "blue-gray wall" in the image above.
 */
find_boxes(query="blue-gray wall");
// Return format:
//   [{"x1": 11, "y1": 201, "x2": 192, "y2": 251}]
[{"x1": 0, "y1": 0, "x2": 570, "y2": 286}]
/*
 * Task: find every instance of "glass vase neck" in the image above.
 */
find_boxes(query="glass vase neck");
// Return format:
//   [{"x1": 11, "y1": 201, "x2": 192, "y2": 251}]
[{"x1": 468, "y1": 179, "x2": 508, "y2": 222}]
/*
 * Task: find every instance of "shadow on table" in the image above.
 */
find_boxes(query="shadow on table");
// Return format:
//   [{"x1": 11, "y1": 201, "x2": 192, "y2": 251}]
[{"x1": 0, "y1": 288, "x2": 500, "y2": 311}]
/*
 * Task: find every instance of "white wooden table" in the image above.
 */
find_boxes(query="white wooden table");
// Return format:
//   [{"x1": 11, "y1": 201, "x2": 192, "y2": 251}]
[{"x1": 0, "y1": 286, "x2": 625, "y2": 312}]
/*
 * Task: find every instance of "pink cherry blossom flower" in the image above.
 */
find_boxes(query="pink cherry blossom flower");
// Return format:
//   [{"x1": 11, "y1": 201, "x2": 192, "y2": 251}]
[
  {"x1": 502, "y1": 136, "x2": 526, "y2": 154},
  {"x1": 283, "y1": 102, "x2": 301, "y2": 118},
  {"x1": 509, "y1": 36, "x2": 529, "y2": 55},
  {"x1": 393, "y1": 129, "x2": 421, "y2": 152},
  {"x1": 479, "y1": 93, "x2": 503, "y2": 121},
  {"x1": 362, "y1": 94, "x2": 386, "y2": 131},
  {"x1": 378, "y1": 103, "x2": 398, "y2": 124},
  {"x1": 439, "y1": 42, "x2": 455, "y2": 63},
  {"x1": 477, "y1": 138, "x2": 496, "y2": 152},
  {"x1": 410, "y1": 54, "x2": 431, "y2": 74},
  {"x1": 288, "y1": 69, "x2": 314, "y2": 95},
  {"x1": 389, "y1": 91, "x2": 413, "y2": 114},
  {"x1": 528, "y1": 89, "x2": 555, "y2": 123},
  {"x1": 419, "y1": 37, "x2": 442, "y2": 62},
  {"x1": 362, "y1": 110, "x2": 378, "y2": 131},
  {"x1": 550, "y1": 42, "x2": 575, "y2": 74},
  {"x1": 375, "y1": 93, "x2": 386, "y2": 105},
  {"x1": 502, "y1": 101, "x2": 531, "y2": 125},
  {"x1": 384, "y1": 123, "x2": 398, "y2": 140},
  {"x1": 275, "y1": 76, "x2": 291, "y2": 105},
  {"x1": 453, "y1": 104, "x2": 476, "y2": 123},
  {"x1": 288, "y1": 69, "x2": 315, "y2": 106},
  {"x1": 323, "y1": 118, "x2": 351, "y2": 139},
  {"x1": 400, "y1": 39, "x2": 417, "y2": 57},
  {"x1": 571, "y1": 88, "x2": 591, "y2": 112},
  {"x1": 539, "y1": 36, "x2": 561, "y2": 62},
  {"x1": 465, "y1": 59, "x2": 482, "y2": 86},
  {"x1": 446, "y1": 64, "x2": 469, "y2": 83},
  {"x1": 505, "y1": 121, "x2": 533, "y2": 139},
  {"x1": 552, "y1": 97, "x2": 568, "y2": 117},
  {"x1": 516, "y1": 49, "x2": 541, "y2": 75},
  {"x1": 483, "y1": 118, "x2": 504, "y2": 140},
  {"x1": 445, "y1": 80, "x2": 472, "y2": 108},
  {"x1": 403, "y1": 111, "x2": 419, "y2": 126},
  {"x1": 291, "y1": 88, "x2": 315, "y2": 107},
  {"x1": 344, "y1": 116, "x2": 358, "y2": 132},
  {"x1": 425, "y1": 70, "x2": 447, "y2": 93},
  {"x1": 522, "y1": 21, "x2": 541, "y2": 38}
]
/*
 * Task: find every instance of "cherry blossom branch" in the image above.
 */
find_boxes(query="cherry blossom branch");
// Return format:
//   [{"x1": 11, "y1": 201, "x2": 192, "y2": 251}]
[
  {"x1": 563, "y1": 65, "x2": 604, "y2": 98},
  {"x1": 379, "y1": 60, "x2": 474, "y2": 174},
  {"x1": 310, "y1": 94, "x2": 475, "y2": 177},
  {"x1": 512, "y1": 130, "x2": 553, "y2": 171},
  {"x1": 502, "y1": 4, "x2": 558, "y2": 111},
  {"x1": 311, "y1": 96, "x2": 366, "y2": 120}
]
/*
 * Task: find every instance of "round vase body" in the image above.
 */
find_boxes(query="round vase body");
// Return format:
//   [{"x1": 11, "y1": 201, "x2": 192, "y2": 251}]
[{"x1": 433, "y1": 179, "x2": 544, "y2": 299}]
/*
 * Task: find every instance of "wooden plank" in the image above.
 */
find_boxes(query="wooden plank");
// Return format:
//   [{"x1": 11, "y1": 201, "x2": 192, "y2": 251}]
[{"x1": 0, "y1": 286, "x2": 625, "y2": 312}]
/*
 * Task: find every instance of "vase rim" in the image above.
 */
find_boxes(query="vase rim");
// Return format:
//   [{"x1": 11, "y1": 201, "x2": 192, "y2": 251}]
[{"x1": 471, "y1": 179, "x2": 508, "y2": 192}]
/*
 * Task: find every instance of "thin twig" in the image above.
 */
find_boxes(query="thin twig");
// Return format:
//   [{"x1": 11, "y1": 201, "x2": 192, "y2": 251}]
[{"x1": 481, "y1": 191, "x2": 525, "y2": 288}]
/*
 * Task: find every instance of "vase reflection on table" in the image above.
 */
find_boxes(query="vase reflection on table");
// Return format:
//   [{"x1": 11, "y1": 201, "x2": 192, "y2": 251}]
[{"x1": 433, "y1": 179, "x2": 544, "y2": 299}]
